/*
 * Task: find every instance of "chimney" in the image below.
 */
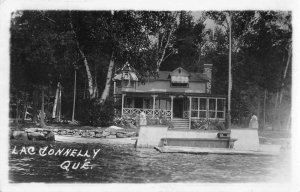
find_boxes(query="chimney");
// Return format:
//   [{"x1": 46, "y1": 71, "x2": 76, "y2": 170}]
[
  {"x1": 203, "y1": 64, "x2": 213, "y2": 81},
  {"x1": 203, "y1": 64, "x2": 213, "y2": 94}
]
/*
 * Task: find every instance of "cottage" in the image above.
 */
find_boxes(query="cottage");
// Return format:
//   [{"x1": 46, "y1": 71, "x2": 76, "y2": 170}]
[{"x1": 113, "y1": 63, "x2": 226, "y2": 129}]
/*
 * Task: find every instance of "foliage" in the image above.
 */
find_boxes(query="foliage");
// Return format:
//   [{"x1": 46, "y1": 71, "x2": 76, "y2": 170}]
[
  {"x1": 191, "y1": 119, "x2": 225, "y2": 130},
  {"x1": 205, "y1": 11, "x2": 291, "y2": 129},
  {"x1": 9, "y1": 10, "x2": 291, "y2": 129},
  {"x1": 77, "y1": 98, "x2": 115, "y2": 127}
]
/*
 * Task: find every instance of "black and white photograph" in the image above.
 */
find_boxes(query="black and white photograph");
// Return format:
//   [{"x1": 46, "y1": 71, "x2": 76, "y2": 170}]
[{"x1": 0, "y1": 0, "x2": 299, "y2": 191}]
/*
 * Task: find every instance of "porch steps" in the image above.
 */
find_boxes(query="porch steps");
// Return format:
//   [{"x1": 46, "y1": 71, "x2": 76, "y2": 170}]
[{"x1": 172, "y1": 118, "x2": 189, "y2": 129}]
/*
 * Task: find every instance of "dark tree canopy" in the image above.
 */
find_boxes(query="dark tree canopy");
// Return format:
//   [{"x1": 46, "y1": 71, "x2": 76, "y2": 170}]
[{"x1": 10, "y1": 10, "x2": 291, "y2": 129}]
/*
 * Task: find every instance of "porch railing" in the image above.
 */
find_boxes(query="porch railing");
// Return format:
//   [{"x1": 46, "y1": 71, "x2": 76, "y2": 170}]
[
  {"x1": 122, "y1": 108, "x2": 172, "y2": 118},
  {"x1": 183, "y1": 111, "x2": 189, "y2": 118}
]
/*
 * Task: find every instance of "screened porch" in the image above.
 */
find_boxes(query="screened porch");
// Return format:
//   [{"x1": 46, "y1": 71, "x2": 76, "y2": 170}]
[{"x1": 120, "y1": 94, "x2": 226, "y2": 122}]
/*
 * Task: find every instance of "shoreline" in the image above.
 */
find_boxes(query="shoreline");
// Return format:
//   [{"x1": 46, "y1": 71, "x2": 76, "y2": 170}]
[{"x1": 54, "y1": 135, "x2": 137, "y2": 145}]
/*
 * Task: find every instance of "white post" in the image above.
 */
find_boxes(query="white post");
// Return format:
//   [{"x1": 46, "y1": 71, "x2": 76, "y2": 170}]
[
  {"x1": 152, "y1": 95, "x2": 157, "y2": 118},
  {"x1": 72, "y1": 67, "x2": 77, "y2": 122},
  {"x1": 113, "y1": 81, "x2": 116, "y2": 115},
  {"x1": 121, "y1": 94, "x2": 125, "y2": 116},
  {"x1": 215, "y1": 98, "x2": 217, "y2": 119},
  {"x1": 227, "y1": 12, "x2": 232, "y2": 129},
  {"x1": 113, "y1": 82, "x2": 116, "y2": 99},
  {"x1": 170, "y1": 96, "x2": 174, "y2": 120},
  {"x1": 188, "y1": 97, "x2": 192, "y2": 129}
]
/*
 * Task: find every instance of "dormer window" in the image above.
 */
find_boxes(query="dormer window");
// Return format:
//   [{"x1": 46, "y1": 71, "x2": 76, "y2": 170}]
[
  {"x1": 122, "y1": 79, "x2": 135, "y2": 88},
  {"x1": 170, "y1": 67, "x2": 189, "y2": 88}
]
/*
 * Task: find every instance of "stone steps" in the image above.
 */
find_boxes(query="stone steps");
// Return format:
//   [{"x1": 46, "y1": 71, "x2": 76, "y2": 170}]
[{"x1": 172, "y1": 118, "x2": 189, "y2": 129}]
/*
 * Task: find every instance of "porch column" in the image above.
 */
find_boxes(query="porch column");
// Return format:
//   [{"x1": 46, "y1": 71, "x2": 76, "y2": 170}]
[
  {"x1": 170, "y1": 96, "x2": 175, "y2": 120},
  {"x1": 188, "y1": 96, "x2": 192, "y2": 129},
  {"x1": 113, "y1": 82, "x2": 116, "y2": 115},
  {"x1": 121, "y1": 94, "x2": 126, "y2": 116},
  {"x1": 113, "y1": 82, "x2": 116, "y2": 96},
  {"x1": 151, "y1": 95, "x2": 157, "y2": 118}
]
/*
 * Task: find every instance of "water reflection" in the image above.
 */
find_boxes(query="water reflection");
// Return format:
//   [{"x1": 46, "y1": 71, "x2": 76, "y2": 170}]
[{"x1": 9, "y1": 140, "x2": 290, "y2": 183}]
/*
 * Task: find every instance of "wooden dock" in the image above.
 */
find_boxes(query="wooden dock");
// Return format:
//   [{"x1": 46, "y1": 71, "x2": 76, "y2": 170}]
[{"x1": 154, "y1": 145, "x2": 281, "y2": 156}]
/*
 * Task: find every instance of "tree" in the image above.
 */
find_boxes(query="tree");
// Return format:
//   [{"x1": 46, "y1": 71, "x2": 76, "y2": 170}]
[
  {"x1": 10, "y1": 11, "x2": 291, "y2": 129},
  {"x1": 11, "y1": 11, "x2": 63, "y2": 126},
  {"x1": 206, "y1": 11, "x2": 291, "y2": 129},
  {"x1": 139, "y1": 11, "x2": 179, "y2": 73},
  {"x1": 206, "y1": 11, "x2": 234, "y2": 128}
]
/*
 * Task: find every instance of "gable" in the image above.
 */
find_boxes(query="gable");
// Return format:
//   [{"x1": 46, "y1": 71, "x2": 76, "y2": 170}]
[
  {"x1": 170, "y1": 67, "x2": 190, "y2": 77},
  {"x1": 150, "y1": 70, "x2": 209, "y2": 82}
]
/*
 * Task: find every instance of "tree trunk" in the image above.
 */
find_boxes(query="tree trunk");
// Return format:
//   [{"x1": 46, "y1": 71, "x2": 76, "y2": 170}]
[
  {"x1": 156, "y1": 13, "x2": 178, "y2": 72},
  {"x1": 286, "y1": 113, "x2": 291, "y2": 130},
  {"x1": 257, "y1": 94, "x2": 260, "y2": 128},
  {"x1": 58, "y1": 87, "x2": 62, "y2": 122},
  {"x1": 23, "y1": 102, "x2": 27, "y2": 122},
  {"x1": 52, "y1": 82, "x2": 60, "y2": 119},
  {"x1": 263, "y1": 89, "x2": 267, "y2": 129},
  {"x1": 69, "y1": 16, "x2": 97, "y2": 99},
  {"x1": 100, "y1": 52, "x2": 115, "y2": 103},
  {"x1": 279, "y1": 43, "x2": 291, "y2": 105},
  {"x1": 79, "y1": 47, "x2": 96, "y2": 98},
  {"x1": 40, "y1": 87, "x2": 46, "y2": 128},
  {"x1": 32, "y1": 88, "x2": 39, "y2": 123},
  {"x1": 94, "y1": 65, "x2": 99, "y2": 98},
  {"x1": 15, "y1": 99, "x2": 19, "y2": 124},
  {"x1": 83, "y1": 77, "x2": 86, "y2": 99}
]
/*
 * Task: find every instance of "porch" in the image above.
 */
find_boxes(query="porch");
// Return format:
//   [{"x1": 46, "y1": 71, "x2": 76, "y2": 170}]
[{"x1": 120, "y1": 93, "x2": 226, "y2": 129}]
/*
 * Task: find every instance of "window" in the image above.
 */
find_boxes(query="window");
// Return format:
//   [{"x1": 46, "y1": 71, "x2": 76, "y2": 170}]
[
  {"x1": 199, "y1": 98, "x2": 207, "y2": 118},
  {"x1": 216, "y1": 99, "x2": 225, "y2": 118},
  {"x1": 143, "y1": 98, "x2": 151, "y2": 109},
  {"x1": 191, "y1": 98, "x2": 198, "y2": 117},
  {"x1": 209, "y1": 99, "x2": 216, "y2": 118},
  {"x1": 191, "y1": 98, "x2": 207, "y2": 118},
  {"x1": 122, "y1": 80, "x2": 134, "y2": 88},
  {"x1": 208, "y1": 98, "x2": 225, "y2": 119},
  {"x1": 170, "y1": 82, "x2": 189, "y2": 88},
  {"x1": 170, "y1": 76, "x2": 189, "y2": 87},
  {"x1": 189, "y1": 97, "x2": 225, "y2": 119},
  {"x1": 155, "y1": 98, "x2": 171, "y2": 110},
  {"x1": 125, "y1": 97, "x2": 134, "y2": 108}
]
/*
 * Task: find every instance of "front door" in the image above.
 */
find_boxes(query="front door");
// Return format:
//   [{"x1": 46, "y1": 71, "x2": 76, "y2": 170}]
[
  {"x1": 134, "y1": 97, "x2": 143, "y2": 108},
  {"x1": 173, "y1": 98, "x2": 183, "y2": 118}
]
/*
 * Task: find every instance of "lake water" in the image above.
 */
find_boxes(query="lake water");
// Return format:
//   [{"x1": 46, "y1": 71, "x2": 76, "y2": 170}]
[{"x1": 9, "y1": 140, "x2": 291, "y2": 183}]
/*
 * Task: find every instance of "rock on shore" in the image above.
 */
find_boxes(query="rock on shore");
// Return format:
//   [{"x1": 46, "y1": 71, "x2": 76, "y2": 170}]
[
  {"x1": 54, "y1": 125, "x2": 138, "y2": 139},
  {"x1": 11, "y1": 129, "x2": 55, "y2": 141},
  {"x1": 10, "y1": 125, "x2": 138, "y2": 141}
]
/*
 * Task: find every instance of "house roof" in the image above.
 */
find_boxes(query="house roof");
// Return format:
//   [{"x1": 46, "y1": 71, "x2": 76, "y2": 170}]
[
  {"x1": 170, "y1": 67, "x2": 190, "y2": 77},
  {"x1": 114, "y1": 64, "x2": 210, "y2": 82},
  {"x1": 113, "y1": 71, "x2": 139, "y2": 81},
  {"x1": 152, "y1": 70, "x2": 209, "y2": 82}
]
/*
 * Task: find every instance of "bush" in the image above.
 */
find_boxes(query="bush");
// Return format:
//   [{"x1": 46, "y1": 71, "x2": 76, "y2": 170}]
[
  {"x1": 77, "y1": 98, "x2": 115, "y2": 127},
  {"x1": 191, "y1": 119, "x2": 226, "y2": 130}
]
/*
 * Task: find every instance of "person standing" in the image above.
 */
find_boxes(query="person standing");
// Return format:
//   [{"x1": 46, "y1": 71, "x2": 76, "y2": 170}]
[
  {"x1": 139, "y1": 110, "x2": 147, "y2": 126},
  {"x1": 249, "y1": 113, "x2": 259, "y2": 129}
]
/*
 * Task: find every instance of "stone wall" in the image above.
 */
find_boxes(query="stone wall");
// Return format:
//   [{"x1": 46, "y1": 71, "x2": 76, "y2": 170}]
[
  {"x1": 136, "y1": 125, "x2": 168, "y2": 148},
  {"x1": 136, "y1": 127, "x2": 218, "y2": 148},
  {"x1": 137, "y1": 126, "x2": 260, "y2": 151},
  {"x1": 230, "y1": 128, "x2": 259, "y2": 151}
]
